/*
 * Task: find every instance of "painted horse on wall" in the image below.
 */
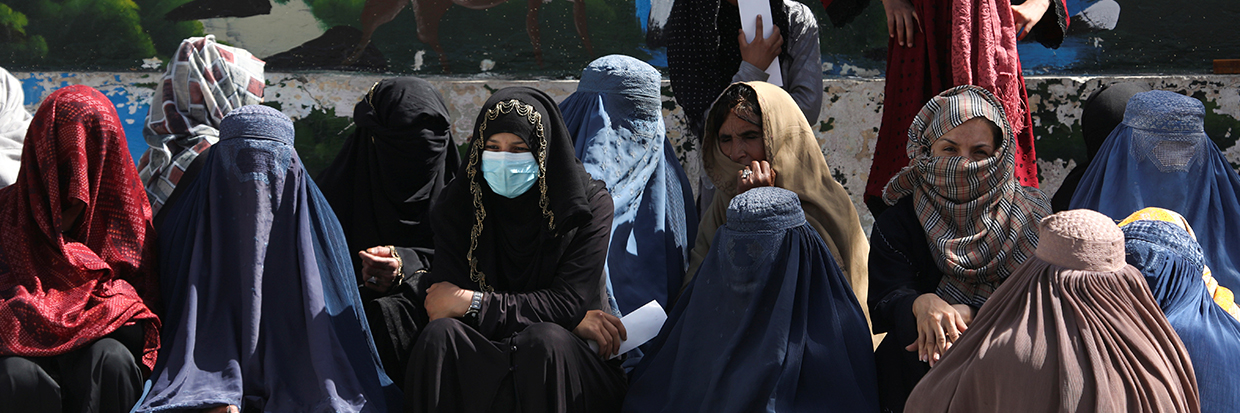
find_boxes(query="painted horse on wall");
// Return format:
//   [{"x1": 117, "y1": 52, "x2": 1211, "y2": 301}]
[{"x1": 344, "y1": 0, "x2": 595, "y2": 71}]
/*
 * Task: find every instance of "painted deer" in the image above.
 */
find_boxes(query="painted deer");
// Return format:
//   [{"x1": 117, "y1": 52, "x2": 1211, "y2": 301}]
[{"x1": 344, "y1": 0, "x2": 595, "y2": 71}]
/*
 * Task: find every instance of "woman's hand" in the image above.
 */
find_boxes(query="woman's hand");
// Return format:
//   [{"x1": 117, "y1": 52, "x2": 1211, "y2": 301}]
[
  {"x1": 881, "y1": 0, "x2": 920, "y2": 48},
  {"x1": 738, "y1": 14, "x2": 784, "y2": 71},
  {"x1": 358, "y1": 246, "x2": 402, "y2": 293},
  {"x1": 573, "y1": 310, "x2": 628, "y2": 358},
  {"x1": 425, "y1": 282, "x2": 473, "y2": 321},
  {"x1": 906, "y1": 293, "x2": 971, "y2": 367},
  {"x1": 737, "y1": 160, "x2": 777, "y2": 193},
  {"x1": 1011, "y1": 0, "x2": 1050, "y2": 41}
]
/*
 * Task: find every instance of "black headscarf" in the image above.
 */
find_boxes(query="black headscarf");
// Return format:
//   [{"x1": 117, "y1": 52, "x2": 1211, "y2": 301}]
[
  {"x1": 430, "y1": 86, "x2": 601, "y2": 299},
  {"x1": 316, "y1": 77, "x2": 459, "y2": 274},
  {"x1": 1050, "y1": 82, "x2": 1150, "y2": 212},
  {"x1": 667, "y1": 0, "x2": 790, "y2": 138}
]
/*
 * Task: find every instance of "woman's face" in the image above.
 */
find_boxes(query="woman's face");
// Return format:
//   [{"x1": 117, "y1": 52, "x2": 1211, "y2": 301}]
[
  {"x1": 484, "y1": 132, "x2": 530, "y2": 153},
  {"x1": 930, "y1": 118, "x2": 998, "y2": 162},
  {"x1": 717, "y1": 112, "x2": 767, "y2": 165}
]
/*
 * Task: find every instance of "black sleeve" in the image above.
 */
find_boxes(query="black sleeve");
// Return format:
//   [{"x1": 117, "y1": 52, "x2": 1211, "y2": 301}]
[
  {"x1": 392, "y1": 246, "x2": 431, "y2": 295},
  {"x1": 867, "y1": 199, "x2": 943, "y2": 334},
  {"x1": 1025, "y1": 0, "x2": 1069, "y2": 49},
  {"x1": 476, "y1": 188, "x2": 614, "y2": 338}
]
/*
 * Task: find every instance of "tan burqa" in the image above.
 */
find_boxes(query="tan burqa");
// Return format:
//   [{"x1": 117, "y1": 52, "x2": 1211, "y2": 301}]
[
  {"x1": 686, "y1": 81, "x2": 871, "y2": 331},
  {"x1": 905, "y1": 209, "x2": 1199, "y2": 413}
]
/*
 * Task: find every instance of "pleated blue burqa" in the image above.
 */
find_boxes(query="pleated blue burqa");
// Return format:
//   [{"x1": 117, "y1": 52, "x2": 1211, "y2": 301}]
[
  {"x1": 136, "y1": 105, "x2": 401, "y2": 412},
  {"x1": 622, "y1": 186, "x2": 877, "y2": 413}
]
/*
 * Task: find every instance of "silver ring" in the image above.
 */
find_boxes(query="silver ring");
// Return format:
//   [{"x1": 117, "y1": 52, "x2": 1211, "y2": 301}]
[
  {"x1": 367, "y1": 276, "x2": 378, "y2": 284},
  {"x1": 740, "y1": 169, "x2": 753, "y2": 180}
]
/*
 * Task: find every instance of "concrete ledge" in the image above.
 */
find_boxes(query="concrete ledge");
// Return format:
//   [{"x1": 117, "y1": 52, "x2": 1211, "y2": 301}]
[{"x1": 16, "y1": 72, "x2": 1240, "y2": 230}]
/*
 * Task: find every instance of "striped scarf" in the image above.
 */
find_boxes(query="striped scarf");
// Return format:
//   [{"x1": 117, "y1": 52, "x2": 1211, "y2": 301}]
[{"x1": 883, "y1": 85, "x2": 1050, "y2": 307}]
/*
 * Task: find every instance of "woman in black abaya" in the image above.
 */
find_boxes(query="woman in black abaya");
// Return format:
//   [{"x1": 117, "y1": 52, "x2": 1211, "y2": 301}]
[
  {"x1": 403, "y1": 87, "x2": 627, "y2": 413},
  {"x1": 316, "y1": 77, "x2": 460, "y2": 387}
]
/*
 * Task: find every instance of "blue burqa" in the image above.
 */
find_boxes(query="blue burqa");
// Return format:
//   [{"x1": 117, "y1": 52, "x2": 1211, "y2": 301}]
[
  {"x1": 560, "y1": 55, "x2": 697, "y2": 315},
  {"x1": 622, "y1": 187, "x2": 878, "y2": 413},
  {"x1": 1123, "y1": 220, "x2": 1240, "y2": 413},
  {"x1": 135, "y1": 105, "x2": 401, "y2": 412},
  {"x1": 1070, "y1": 90, "x2": 1240, "y2": 293}
]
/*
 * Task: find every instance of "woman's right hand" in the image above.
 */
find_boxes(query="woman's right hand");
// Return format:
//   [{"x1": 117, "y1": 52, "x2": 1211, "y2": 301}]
[
  {"x1": 737, "y1": 160, "x2": 776, "y2": 194},
  {"x1": 358, "y1": 246, "x2": 401, "y2": 293},
  {"x1": 881, "y1": 0, "x2": 920, "y2": 48},
  {"x1": 906, "y1": 293, "x2": 970, "y2": 367},
  {"x1": 573, "y1": 310, "x2": 627, "y2": 358}
]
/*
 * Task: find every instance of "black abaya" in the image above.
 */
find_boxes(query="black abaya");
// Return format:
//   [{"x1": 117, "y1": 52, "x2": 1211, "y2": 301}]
[{"x1": 404, "y1": 87, "x2": 625, "y2": 412}]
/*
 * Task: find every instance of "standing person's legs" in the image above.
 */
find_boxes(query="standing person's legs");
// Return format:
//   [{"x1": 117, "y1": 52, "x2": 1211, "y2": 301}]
[
  {"x1": 509, "y1": 323, "x2": 627, "y2": 413},
  {"x1": 0, "y1": 356, "x2": 60, "y2": 413}
]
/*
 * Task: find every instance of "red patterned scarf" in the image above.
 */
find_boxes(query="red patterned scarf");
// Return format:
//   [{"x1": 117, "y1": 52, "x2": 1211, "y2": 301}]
[
  {"x1": 0, "y1": 85, "x2": 161, "y2": 371},
  {"x1": 883, "y1": 85, "x2": 1049, "y2": 307}
]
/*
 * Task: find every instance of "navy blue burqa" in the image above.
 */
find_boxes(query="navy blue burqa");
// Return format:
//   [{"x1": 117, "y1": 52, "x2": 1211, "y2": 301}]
[
  {"x1": 623, "y1": 187, "x2": 878, "y2": 413},
  {"x1": 1123, "y1": 220, "x2": 1240, "y2": 413},
  {"x1": 136, "y1": 105, "x2": 401, "y2": 412}
]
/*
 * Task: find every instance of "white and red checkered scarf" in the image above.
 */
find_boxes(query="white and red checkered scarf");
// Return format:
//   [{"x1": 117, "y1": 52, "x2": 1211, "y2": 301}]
[
  {"x1": 882, "y1": 85, "x2": 1050, "y2": 307},
  {"x1": 137, "y1": 35, "x2": 265, "y2": 215}
]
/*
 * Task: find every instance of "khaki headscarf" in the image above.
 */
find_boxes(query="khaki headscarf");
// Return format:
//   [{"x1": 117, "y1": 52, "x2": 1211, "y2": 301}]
[{"x1": 687, "y1": 82, "x2": 870, "y2": 322}]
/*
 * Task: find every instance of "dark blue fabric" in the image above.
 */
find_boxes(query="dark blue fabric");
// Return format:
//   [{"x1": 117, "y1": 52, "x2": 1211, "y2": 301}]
[
  {"x1": 136, "y1": 105, "x2": 401, "y2": 412},
  {"x1": 560, "y1": 55, "x2": 698, "y2": 315},
  {"x1": 1123, "y1": 220, "x2": 1240, "y2": 413},
  {"x1": 622, "y1": 187, "x2": 877, "y2": 413},
  {"x1": 1070, "y1": 90, "x2": 1240, "y2": 293}
]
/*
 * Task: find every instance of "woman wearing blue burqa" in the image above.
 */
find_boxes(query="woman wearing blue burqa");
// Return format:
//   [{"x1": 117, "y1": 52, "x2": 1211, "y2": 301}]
[
  {"x1": 622, "y1": 186, "x2": 878, "y2": 413},
  {"x1": 1121, "y1": 215, "x2": 1240, "y2": 413},
  {"x1": 559, "y1": 55, "x2": 698, "y2": 315},
  {"x1": 1070, "y1": 90, "x2": 1240, "y2": 294},
  {"x1": 134, "y1": 105, "x2": 402, "y2": 412}
]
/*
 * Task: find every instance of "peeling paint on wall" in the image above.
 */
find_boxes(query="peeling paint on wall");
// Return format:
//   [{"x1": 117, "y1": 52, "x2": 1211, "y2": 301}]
[{"x1": 16, "y1": 72, "x2": 1240, "y2": 231}]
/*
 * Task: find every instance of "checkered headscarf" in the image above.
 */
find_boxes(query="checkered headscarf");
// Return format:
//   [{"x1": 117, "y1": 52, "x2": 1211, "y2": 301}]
[
  {"x1": 138, "y1": 35, "x2": 265, "y2": 215},
  {"x1": 882, "y1": 85, "x2": 1050, "y2": 307}
]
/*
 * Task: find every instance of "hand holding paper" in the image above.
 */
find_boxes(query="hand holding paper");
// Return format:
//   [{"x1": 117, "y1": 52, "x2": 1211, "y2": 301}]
[
  {"x1": 587, "y1": 300, "x2": 668, "y2": 360},
  {"x1": 737, "y1": 0, "x2": 784, "y2": 86}
]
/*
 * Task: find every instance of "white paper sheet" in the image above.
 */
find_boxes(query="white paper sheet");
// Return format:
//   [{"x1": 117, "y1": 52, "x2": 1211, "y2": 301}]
[
  {"x1": 737, "y1": 0, "x2": 783, "y2": 87},
  {"x1": 588, "y1": 300, "x2": 668, "y2": 359}
]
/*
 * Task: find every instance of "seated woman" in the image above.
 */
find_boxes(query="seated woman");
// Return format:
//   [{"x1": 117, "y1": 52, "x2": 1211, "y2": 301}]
[
  {"x1": 134, "y1": 105, "x2": 401, "y2": 412},
  {"x1": 137, "y1": 35, "x2": 265, "y2": 218},
  {"x1": 1121, "y1": 214, "x2": 1240, "y2": 413},
  {"x1": 623, "y1": 186, "x2": 878, "y2": 413},
  {"x1": 0, "y1": 67, "x2": 31, "y2": 188},
  {"x1": 404, "y1": 87, "x2": 627, "y2": 412},
  {"x1": 1118, "y1": 207, "x2": 1240, "y2": 320},
  {"x1": 1070, "y1": 90, "x2": 1240, "y2": 296},
  {"x1": 559, "y1": 55, "x2": 698, "y2": 315},
  {"x1": 869, "y1": 85, "x2": 1050, "y2": 412},
  {"x1": 686, "y1": 81, "x2": 868, "y2": 321},
  {"x1": 904, "y1": 209, "x2": 1198, "y2": 413},
  {"x1": 0, "y1": 85, "x2": 160, "y2": 413},
  {"x1": 1049, "y1": 82, "x2": 1149, "y2": 212},
  {"x1": 316, "y1": 77, "x2": 459, "y2": 386}
]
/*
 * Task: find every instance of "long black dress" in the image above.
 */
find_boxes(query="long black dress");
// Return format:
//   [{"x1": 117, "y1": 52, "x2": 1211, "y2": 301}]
[
  {"x1": 403, "y1": 87, "x2": 626, "y2": 413},
  {"x1": 868, "y1": 197, "x2": 947, "y2": 413},
  {"x1": 316, "y1": 77, "x2": 459, "y2": 387}
]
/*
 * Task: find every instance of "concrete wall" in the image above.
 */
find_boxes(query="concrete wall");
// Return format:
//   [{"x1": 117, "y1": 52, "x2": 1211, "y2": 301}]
[{"x1": 16, "y1": 72, "x2": 1240, "y2": 230}]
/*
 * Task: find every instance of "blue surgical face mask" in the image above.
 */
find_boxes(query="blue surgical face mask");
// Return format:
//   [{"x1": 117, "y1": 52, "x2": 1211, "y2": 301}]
[{"x1": 481, "y1": 151, "x2": 540, "y2": 198}]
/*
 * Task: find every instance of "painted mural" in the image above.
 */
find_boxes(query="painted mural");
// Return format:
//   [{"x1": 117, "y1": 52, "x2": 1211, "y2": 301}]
[{"x1": 2, "y1": 0, "x2": 1238, "y2": 76}]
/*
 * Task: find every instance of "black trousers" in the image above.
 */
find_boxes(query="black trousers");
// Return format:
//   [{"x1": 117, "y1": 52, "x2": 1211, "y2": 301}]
[
  {"x1": 405, "y1": 319, "x2": 627, "y2": 413},
  {"x1": 0, "y1": 325, "x2": 144, "y2": 413}
]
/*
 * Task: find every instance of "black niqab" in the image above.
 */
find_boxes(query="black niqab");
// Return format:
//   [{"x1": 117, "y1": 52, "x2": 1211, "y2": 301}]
[{"x1": 316, "y1": 77, "x2": 459, "y2": 275}]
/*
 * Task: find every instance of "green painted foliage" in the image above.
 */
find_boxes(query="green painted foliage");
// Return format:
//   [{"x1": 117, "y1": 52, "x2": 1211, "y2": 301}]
[
  {"x1": 0, "y1": 0, "x2": 202, "y2": 69},
  {"x1": 306, "y1": 0, "x2": 365, "y2": 30}
]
